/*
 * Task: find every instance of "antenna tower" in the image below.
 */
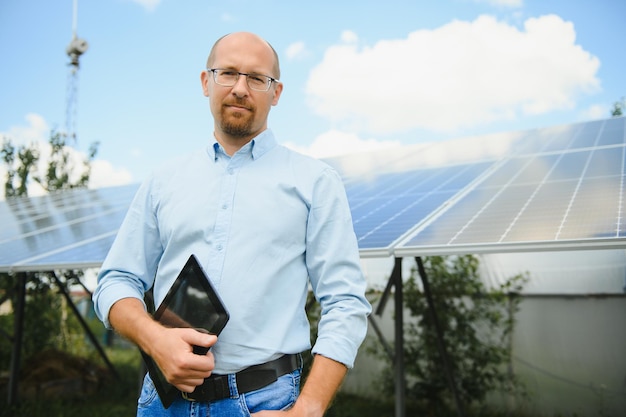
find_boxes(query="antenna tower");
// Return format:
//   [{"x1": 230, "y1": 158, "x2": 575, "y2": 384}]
[{"x1": 65, "y1": 0, "x2": 88, "y2": 141}]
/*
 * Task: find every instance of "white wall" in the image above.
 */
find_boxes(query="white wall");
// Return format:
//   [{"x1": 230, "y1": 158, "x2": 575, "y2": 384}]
[{"x1": 344, "y1": 250, "x2": 626, "y2": 416}]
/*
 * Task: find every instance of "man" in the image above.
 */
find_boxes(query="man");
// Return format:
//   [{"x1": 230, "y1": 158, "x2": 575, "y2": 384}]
[{"x1": 93, "y1": 32, "x2": 371, "y2": 417}]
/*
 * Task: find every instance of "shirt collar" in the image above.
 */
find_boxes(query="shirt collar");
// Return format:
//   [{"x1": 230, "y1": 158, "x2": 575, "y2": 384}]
[
  {"x1": 206, "y1": 129, "x2": 277, "y2": 161},
  {"x1": 250, "y1": 129, "x2": 276, "y2": 160}
]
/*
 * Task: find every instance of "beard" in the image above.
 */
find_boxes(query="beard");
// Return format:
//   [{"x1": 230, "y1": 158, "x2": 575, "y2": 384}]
[
  {"x1": 221, "y1": 115, "x2": 253, "y2": 137},
  {"x1": 219, "y1": 101, "x2": 256, "y2": 138}
]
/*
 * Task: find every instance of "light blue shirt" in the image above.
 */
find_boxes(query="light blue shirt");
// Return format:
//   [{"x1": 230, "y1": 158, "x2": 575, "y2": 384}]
[{"x1": 93, "y1": 130, "x2": 371, "y2": 373}]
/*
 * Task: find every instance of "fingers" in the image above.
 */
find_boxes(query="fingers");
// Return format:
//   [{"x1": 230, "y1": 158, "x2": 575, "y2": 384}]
[
  {"x1": 169, "y1": 345, "x2": 214, "y2": 392},
  {"x1": 176, "y1": 379, "x2": 206, "y2": 393},
  {"x1": 152, "y1": 328, "x2": 218, "y2": 391},
  {"x1": 164, "y1": 349, "x2": 213, "y2": 392},
  {"x1": 182, "y1": 328, "x2": 218, "y2": 353}
]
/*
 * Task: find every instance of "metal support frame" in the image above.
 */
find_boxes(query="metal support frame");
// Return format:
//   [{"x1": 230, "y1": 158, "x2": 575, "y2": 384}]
[
  {"x1": 415, "y1": 256, "x2": 466, "y2": 417},
  {"x1": 7, "y1": 272, "x2": 26, "y2": 406},
  {"x1": 371, "y1": 257, "x2": 467, "y2": 417},
  {"x1": 392, "y1": 258, "x2": 406, "y2": 417},
  {"x1": 4, "y1": 272, "x2": 117, "y2": 406},
  {"x1": 373, "y1": 257, "x2": 406, "y2": 417},
  {"x1": 51, "y1": 272, "x2": 118, "y2": 378}
]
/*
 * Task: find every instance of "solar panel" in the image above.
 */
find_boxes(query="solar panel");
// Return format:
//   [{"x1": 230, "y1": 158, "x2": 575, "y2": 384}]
[
  {"x1": 346, "y1": 161, "x2": 494, "y2": 255},
  {"x1": 0, "y1": 184, "x2": 138, "y2": 272},
  {"x1": 0, "y1": 116, "x2": 624, "y2": 271},
  {"x1": 396, "y1": 117, "x2": 626, "y2": 256}
]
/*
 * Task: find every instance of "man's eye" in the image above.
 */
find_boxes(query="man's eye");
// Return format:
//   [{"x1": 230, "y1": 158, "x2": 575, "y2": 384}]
[{"x1": 249, "y1": 75, "x2": 265, "y2": 83}]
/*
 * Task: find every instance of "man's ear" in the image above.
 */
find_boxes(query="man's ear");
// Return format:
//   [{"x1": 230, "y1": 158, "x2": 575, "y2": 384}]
[
  {"x1": 201, "y1": 70, "x2": 210, "y2": 97},
  {"x1": 271, "y1": 82, "x2": 283, "y2": 106}
]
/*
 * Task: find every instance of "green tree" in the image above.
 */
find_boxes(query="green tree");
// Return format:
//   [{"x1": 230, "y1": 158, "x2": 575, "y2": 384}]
[
  {"x1": 611, "y1": 97, "x2": 625, "y2": 117},
  {"x1": 1, "y1": 130, "x2": 98, "y2": 196},
  {"x1": 1, "y1": 138, "x2": 39, "y2": 198},
  {"x1": 372, "y1": 255, "x2": 527, "y2": 415}
]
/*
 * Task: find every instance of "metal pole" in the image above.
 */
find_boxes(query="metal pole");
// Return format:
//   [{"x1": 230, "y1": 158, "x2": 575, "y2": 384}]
[
  {"x1": 372, "y1": 258, "x2": 406, "y2": 417},
  {"x1": 416, "y1": 256, "x2": 465, "y2": 417},
  {"x1": 392, "y1": 257, "x2": 406, "y2": 417},
  {"x1": 51, "y1": 272, "x2": 118, "y2": 378},
  {"x1": 7, "y1": 272, "x2": 27, "y2": 406},
  {"x1": 368, "y1": 315, "x2": 394, "y2": 362}
]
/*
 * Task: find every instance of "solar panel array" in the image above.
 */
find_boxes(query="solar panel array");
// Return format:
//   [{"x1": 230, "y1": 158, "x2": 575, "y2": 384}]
[
  {"x1": 1, "y1": 116, "x2": 624, "y2": 271},
  {"x1": 342, "y1": 161, "x2": 494, "y2": 255},
  {"x1": 0, "y1": 184, "x2": 137, "y2": 271},
  {"x1": 396, "y1": 117, "x2": 626, "y2": 255}
]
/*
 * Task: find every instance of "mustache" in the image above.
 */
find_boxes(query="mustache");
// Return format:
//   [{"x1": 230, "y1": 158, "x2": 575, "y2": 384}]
[{"x1": 223, "y1": 98, "x2": 254, "y2": 111}]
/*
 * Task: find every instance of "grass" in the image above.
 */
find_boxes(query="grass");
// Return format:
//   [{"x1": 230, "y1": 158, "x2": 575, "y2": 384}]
[
  {"x1": 1, "y1": 348, "x2": 140, "y2": 417},
  {"x1": 328, "y1": 394, "x2": 411, "y2": 417},
  {"x1": 0, "y1": 347, "x2": 514, "y2": 417},
  {"x1": 1, "y1": 346, "x2": 409, "y2": 417}
]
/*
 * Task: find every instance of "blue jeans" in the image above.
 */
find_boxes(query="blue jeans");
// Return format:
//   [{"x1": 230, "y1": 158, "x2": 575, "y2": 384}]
[{"x1": 137, "y1": 369, "x2": 301, "y2": 417}]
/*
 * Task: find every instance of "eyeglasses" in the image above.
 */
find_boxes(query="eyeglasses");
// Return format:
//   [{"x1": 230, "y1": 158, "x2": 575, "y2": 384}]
[{"x1": 207, "y1": 68, "x2": 277, "y2": 92}]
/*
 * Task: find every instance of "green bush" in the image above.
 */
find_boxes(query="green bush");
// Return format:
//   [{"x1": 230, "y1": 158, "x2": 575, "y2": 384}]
[
  {"x1": 372, "y1": 255, "x2": 527, "y2": 415},
  {"x1": 1, "y1": 348, "x2": 140, "y2": 417},
  {"x1": 0, "y1": 271, "x2": 92, "y2": 371}
]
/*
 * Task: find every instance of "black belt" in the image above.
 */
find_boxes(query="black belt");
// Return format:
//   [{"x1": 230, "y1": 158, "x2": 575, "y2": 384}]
[{"x1": 182, "y1": 353, "x2": 302, "y2": 402}]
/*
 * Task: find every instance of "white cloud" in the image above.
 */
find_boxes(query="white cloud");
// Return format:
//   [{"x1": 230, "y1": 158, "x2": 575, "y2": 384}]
[
  {"x1": 3, "y1": 113, "x2": 49, "y2": 145},
  {"x1": 579, "y1": 104, "x2": 608, "y2": 121},
  {"x1": 284, "y1": 130, "x2": 401, "y2": 159},
  {"x1": 127, "y1": 0, "x2": 160, "y2": 12},
  {"x1": 90, "y1": 159, "x2": 133, "y2": 189},
  {"x1": 0, "y1": 114, "x2": 132, "y2": 200},
  {"x1": 285, "y1": 128, "x2": 521, "y2": 180},
  {"x1": 340, "y1": 30, "x2": 359, "y2": 44},
  {"x1": 285, "y1": 41, "x2": 309, "y2": 60},
  {"x1": 306, "y1": 15, "x2": 600, "y2": 135}
]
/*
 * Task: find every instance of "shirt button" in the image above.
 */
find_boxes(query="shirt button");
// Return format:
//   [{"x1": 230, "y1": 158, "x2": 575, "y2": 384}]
[
  {"x1": 227, "y1": 168, "x2": 234, "y2": 175},
  {"x1": 222, "y1": 204, "x2": 228, "y2": 210},
  {"x1": 216, "y1": 244, "x2": 223, "y2": 251}
]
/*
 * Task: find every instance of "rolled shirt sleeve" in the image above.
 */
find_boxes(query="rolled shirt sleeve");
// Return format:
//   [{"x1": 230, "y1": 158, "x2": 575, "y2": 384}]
[{"x1": 306, "y1": 168, "x2": 371, "y2": 368}]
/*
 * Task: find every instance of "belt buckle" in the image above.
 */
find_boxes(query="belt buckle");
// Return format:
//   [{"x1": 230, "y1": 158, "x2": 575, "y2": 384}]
[{"x1": 181, "y1": 391, "x2": 196, "y2": 402}]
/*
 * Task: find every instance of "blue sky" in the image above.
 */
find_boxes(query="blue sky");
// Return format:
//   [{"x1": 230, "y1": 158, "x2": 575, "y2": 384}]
[{"x1": 1, "y1": 0, "x2": 625, "y2": 197}]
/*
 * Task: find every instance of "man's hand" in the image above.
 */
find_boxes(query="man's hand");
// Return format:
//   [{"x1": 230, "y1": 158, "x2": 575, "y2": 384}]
[
  {"x1": 251, "y1": 397, "x2": 322, "y2": 417},
  {"x1": 108, "y1": 297, "x2": 217, "y2": 392},
  {"x1": 148, "y1": 327, "x2": 217, "y2": 392},
  {"x1": 251, "y1": 355, "x2": 345, "y2": 417}
]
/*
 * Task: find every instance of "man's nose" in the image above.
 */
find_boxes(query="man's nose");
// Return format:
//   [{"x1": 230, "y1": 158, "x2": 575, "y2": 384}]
[{"x1": 231, "y1": 74, "x2": 249, "y2": 96}]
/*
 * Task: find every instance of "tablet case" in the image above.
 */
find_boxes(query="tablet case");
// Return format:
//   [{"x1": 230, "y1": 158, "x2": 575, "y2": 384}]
[{"x1": 140, "y1": 254, "x2": 230, "y2": 408}]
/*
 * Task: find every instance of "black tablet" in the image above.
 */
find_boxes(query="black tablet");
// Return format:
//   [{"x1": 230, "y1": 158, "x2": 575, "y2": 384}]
[{"x1": 140, "y1": 254, "x2": 230, "y2": 408}]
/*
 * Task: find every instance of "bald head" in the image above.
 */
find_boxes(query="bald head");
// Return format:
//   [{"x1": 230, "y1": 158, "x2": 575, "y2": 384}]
[{"x1": 206, "y1": 32, "x2": 281, "y2": 80}]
